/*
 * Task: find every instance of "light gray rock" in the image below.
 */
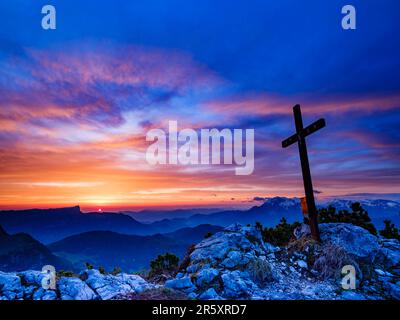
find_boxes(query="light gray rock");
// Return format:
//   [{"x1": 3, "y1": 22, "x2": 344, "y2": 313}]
[
  {"x1": 18, "y1": 270, "x2": 46, "y2": 287},
  {"x1": 221, "y1": 270, "x2": 254, "y2": 299},
  {"x1": 58, "y1": 277, "x2": 97, "y2": 300},
  {"x1": 294, "y1": 224, "x2": 311, "y2": 239},
  {"x1": 221, "y1": 251, "x2": 246, "y2": 268},
  {"x1": 199, "y1": 288, "x2": 221, "y2": 300},
  {"x1": 115, "y1": 273, "x2": 155, "y2": 294},
  {"x1": 385, "y1": 282, "x2": 400, "y2": 300},
  {"x1": 296, "y1": 260, "x2": 308, "y2": 269},
  {"x1": 340, "y1": 290, "x2": 367, "y2": 300},
  {"x1": 378, "y1": 238, "x2": 400, "y2": 268},
  {"x1": 165, "y1": 276, "x2": 195, "y2": 293},
  {"x1": 187, "y1": 292, "x2": 197, "y2": 299},
  {"x1": 23, "y1": 285, "x2": 37, "y2": 299},
  {"x1": 374, "y1": 269, "x2": 386, "y2": 276},
  {"x1": 80, "y1": 270, "x2": 134, "y2": 300},
  {"x1": 32, "y1": 287, "x2": 57, "y2": 300},
  {"x1": 320, "y1": 223, "x2": 400, "y2": 272},
  {"x1": 190, "y1": 223, "x2": 266, "y2": 264},
  {"x1": 0, "y1": 271, "x2": 23, "y2": 300},
  {"x1": 187, "y1": 264, "x2": 201, "y2": 274},
  {"x1": 319, "y1": 223, "x2": 381, "y2": 261},
  {"x1": 196, "y1": 268, "x2": 219, "y2": 286}
]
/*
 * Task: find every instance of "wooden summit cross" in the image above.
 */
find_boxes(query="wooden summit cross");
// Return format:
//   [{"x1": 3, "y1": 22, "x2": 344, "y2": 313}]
[{"x1": 282, "y1": 104, "x2": 326, "y2": 241}]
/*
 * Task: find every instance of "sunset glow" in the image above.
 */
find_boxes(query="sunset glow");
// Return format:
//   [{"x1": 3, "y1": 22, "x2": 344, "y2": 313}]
[{"x1": 1, "y1": 2, "x2": 400, "y2": 211}]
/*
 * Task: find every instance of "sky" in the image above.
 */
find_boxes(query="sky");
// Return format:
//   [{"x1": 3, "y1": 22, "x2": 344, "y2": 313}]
[{"x1": 0, "y1": 0, "x2": 399, "y2": 211}]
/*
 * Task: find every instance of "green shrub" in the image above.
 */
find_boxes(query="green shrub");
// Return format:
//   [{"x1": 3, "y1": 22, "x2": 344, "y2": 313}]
[
  {"x1": 84, "y1": 262, "x2": 93, "y2": 270},
  {"x1": 57, "y1": 270, "x2": 75, "y2": 278},
  {"x1": 99, "y1": 266, "x2": 106, "y2": 274},
  {"x1": 255, "y1": 221, "x2": 263, "y2": 232},
  {"x1": 379, "y1": 220, "x2": 400, "y2": 240},
  {"x1": 318, "y1": 202, "x2": 377, "y2": 235},
  {"x1": 149, "y1": 253, "x2": 179, "y2": 277},
  {"x1": 261, "y1": 218, "x2": 301, "y2": 246},
  {"x1": 247, "y1": 258, "x2": 273, "y2": 286},
  {"x1": 111, "y1": 266, "x2": 122, "y2": 275},
  {"x1": 204, "y1": 232, "x2": 213, "y2": 239}
]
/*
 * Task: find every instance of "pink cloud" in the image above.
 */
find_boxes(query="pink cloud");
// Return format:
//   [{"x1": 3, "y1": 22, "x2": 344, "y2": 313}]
[{"x1": 203, "y1": 92, "x2": 400, "y2": 117}]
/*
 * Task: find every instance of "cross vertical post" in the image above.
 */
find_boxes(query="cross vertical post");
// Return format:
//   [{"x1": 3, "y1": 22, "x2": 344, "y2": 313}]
[{"x1": 282, "y1": 104, "x2": 326, "y2": 241}]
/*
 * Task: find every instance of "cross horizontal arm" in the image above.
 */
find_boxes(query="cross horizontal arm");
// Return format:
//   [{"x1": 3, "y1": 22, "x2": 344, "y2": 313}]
[
  {"x1": 282, "y1": 133, "x2": 298, "y2": 148},
  {"x1": 302, "y1": 118, "x2": 326, "y2": 138},
  {"x1": 281, "y1": 118, "x2": 326, "y2": 148}
]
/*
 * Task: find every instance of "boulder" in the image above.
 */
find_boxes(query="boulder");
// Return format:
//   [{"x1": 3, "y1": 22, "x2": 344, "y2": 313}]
[
  {"x1": 378, "y1": 238, "x2": 400, "y2": 268},
  {"x1": 190, "y1": 224, "x2": 267, "y2": 265},
  {"x1": 319, "y1": 223, "x2": 381, "y2": 261},
  {"x1": 18, "y1": 270, "x2": 46, "y2": 287},
  {"x1": 221, "y1": 251, "x2": 247, "y2": 268},
  {"x1": 58, "y1": 277, "x2": 97, "y2": 300},
  {"x1": 340, "y1": 291, "x2": 367, "y2": 300},
  {"x1": 0, "y1": 271, "x2": 23, "y2": 300},
  {"x1": 199, "y1": 288, "x2": 221, "y2": 300},
  {"x1": 296, "y1": 260, "x2": 308, "y2": 269},
  {"x1": 388, "y1": 282, "x2": 400, "y2": 300},
  {"x1": 294, "y1": 224, "x2": 311, "y2": 239},
  {"x1": 319, "y1": 223, "x2": 400, "y2": 272},
  {"x1": 32, "y1": 287, "x2": 57, "y2": 300},
  {"x1": 80, "y1": 269, "x2": 133, "y2": 300},
  {"x1": 165, "y1": 276, "x2": 195, "y2": 293},
  {"x1": 221, "y1": 270, "x2": 255, "y2": 299},
  {"x1": 196, "y1": 268, "x2": 219, "y2": 286},
  {"x1": 115, "y1": 273, "x2": 156, "y2": 294}
]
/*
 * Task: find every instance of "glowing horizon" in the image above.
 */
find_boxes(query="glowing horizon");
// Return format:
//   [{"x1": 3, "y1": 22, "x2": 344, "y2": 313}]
[{"x1": 1, "y1": 2, "x2": 400, "y2": 210}]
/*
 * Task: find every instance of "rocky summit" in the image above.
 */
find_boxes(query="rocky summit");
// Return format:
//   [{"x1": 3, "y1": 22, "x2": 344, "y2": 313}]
[{"x1": 0, "y1": 223, "x2": 399, "y2": 300}]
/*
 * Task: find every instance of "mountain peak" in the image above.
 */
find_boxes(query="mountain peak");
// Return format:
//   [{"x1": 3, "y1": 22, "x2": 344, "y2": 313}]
[{"x1": 262, "y1": 197, "x2": 300, "y2": 208}]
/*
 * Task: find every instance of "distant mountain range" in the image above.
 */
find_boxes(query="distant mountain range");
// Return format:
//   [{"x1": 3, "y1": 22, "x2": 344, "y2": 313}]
[
  {"x1": 141, "y1": 197, "x2": 400, "y2": 231},
  {"x1": 122, "y1": 208, "x2": 225, "y2": 222},
  {"x1": 0, "y1": 197, "x2": 399, "y2": 273},
  {"x1": 0, "y1": 223, "x2": 222, "y2": 272},
  {"x1": 321, "y1": 198, "x2": 400, "y2": 227},
  {"x1": 0, "y1": 206, "x2": 147, "y2": 243},
  {"x1": 48, "y1": 224, "x2": 223, "y2": 272},
  {"x1": 0, "y1": 197, "x2": 399, "y2": 244}
]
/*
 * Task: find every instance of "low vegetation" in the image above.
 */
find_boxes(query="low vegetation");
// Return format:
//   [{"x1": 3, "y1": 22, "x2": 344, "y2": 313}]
[
  {"x1": 247, "y1": 258, "x2": 273, "y2": 287},
  {"x1": 258, "y1": 218, "x2": 301, "y2": 246},
  {"x1": 312, "y1": 244, "x2": 359, "y2": 280},
  {"x1": 255, "y1": 203, "x2": 398, "y2": 247},
  {"x1": 317, "y1": 202, "x2": 377, "y2": 235},
  {"x1": 149, "y1": 253, "x2": 179, "y2": 281},
  {"x1": 56, "y1": 270, "x2": 75, "y2": 279},
  {"x1": 379, "y1": 219, "x2": 400, "y2": 240}
]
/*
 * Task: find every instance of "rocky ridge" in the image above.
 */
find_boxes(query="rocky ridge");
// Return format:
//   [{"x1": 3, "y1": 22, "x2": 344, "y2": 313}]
[{"x1": 0, "y1": 223, "x2": 399, "y2": 300}]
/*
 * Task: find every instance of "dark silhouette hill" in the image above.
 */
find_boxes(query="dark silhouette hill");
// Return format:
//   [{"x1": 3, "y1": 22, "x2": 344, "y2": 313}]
[
  {"x1": 0, "y1": 225, "x2": 72, "y2": 272},
  {"x1": 48, "y1": 224, "x2": 222, "y2": 272},
  {"x1": 0, "y1": 206, "x2": 147, "y2": 243}
]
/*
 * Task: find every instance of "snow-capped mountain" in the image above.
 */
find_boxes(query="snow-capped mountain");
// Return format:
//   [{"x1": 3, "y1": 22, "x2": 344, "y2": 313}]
[
  {"x1": 261, "y1": 197, "x2": 301, "y2": 209},
  {"x1": 321, "y1": 198, "x2": 400, "y2": 228},
  {"x1": 323, "y1": 198, "x2": 400, "y2": 211}
]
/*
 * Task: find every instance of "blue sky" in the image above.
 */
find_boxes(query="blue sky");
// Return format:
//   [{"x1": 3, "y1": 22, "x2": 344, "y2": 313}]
[{"x1": 0, "y1": 0, "x2": 399, "y2": 209}]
